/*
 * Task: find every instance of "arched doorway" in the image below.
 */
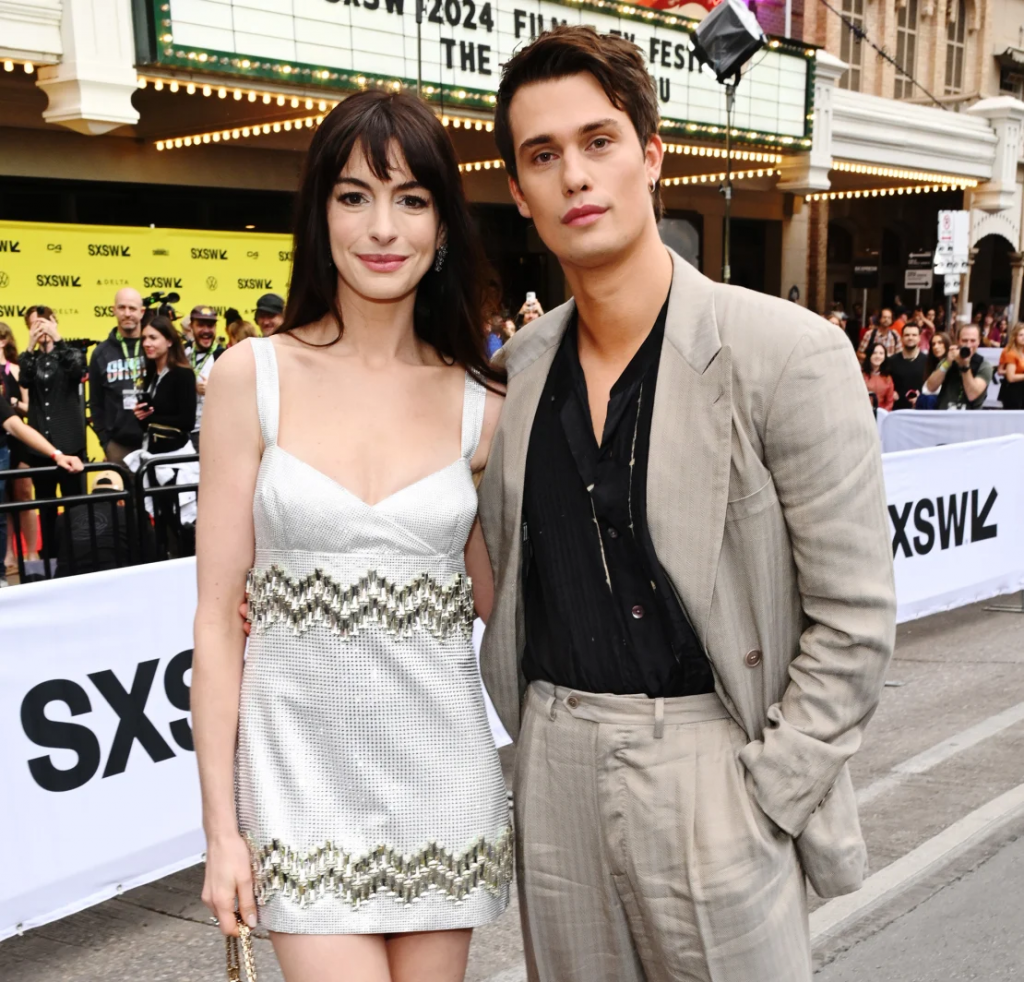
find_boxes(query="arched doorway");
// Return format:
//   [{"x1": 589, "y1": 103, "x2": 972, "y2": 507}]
[{"x1": 969, "y1": 234, "x2": 1013, "y2": 311}]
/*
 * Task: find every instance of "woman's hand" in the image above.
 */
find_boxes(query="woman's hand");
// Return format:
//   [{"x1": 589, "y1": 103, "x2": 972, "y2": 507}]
[
  {"x1": 133, "y1": 405, "x2": 154, "y2": 421},
  {"x1": 54, "y1": 453, "x2": 84, "y2": 473},
  {"x1": 201, "y1": 831, "x2": 258, "y2": 937}
]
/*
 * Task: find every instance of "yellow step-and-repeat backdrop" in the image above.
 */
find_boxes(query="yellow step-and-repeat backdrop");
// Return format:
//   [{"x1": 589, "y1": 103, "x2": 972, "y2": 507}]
[{"x1": 0, "y1": 219, "x2": 293, "y2": 351}]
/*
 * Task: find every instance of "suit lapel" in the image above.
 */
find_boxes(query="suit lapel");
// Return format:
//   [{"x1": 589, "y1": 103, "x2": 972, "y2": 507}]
[{"x1": 648, "y1": 252, "x2": 733, "y2": 647}]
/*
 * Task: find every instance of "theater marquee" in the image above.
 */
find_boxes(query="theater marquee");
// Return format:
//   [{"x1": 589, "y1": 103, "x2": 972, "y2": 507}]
[{"x1": 140, "y1": 0, "x2": 814, "y2": 146}]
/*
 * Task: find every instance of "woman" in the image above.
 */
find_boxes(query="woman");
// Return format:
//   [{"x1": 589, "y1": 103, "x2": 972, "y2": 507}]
[
  {"x1": 226, "y1": 319, "x2": 259, "y2": 347},
  {"x1": 917, "y1": 331, "x2": 951, "y2": 409},
  {"x1": 133, "y1": 316, "x2": 197, "y2": 453},
  {"x1": 193, "y1": 90, "x2": 509, "y2": 982},
  {"x1": 862, "y1": 341, "x2": 894, "y2": 411},
  {"x1": 18, "y1": 307, "x2": 88, "y2": 562},
  {"x1": 998, "y1": 322, "x2": 1024, "y2": 409},
  {"x1": 0, "y1": 320, "x2": 39, "y2": 575}
]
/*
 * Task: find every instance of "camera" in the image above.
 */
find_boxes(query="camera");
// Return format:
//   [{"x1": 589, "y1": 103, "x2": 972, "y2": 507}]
[
  {"x1": 959, "y1": 345, "x2": 971, "y2": 360},
  {"x1": 142, "y1": 291, "x2": 180, "y2": 319}
]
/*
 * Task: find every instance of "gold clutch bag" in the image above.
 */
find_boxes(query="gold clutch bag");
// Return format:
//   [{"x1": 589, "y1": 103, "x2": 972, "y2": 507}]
[{"x1": 226, "y1": 916, "x2": 258, "y2": 981}]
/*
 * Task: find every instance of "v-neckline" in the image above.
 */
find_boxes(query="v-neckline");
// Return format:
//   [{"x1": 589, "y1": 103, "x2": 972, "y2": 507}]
[{"x1": 273, "y1": 445, "x2": 464, "y2": 510}]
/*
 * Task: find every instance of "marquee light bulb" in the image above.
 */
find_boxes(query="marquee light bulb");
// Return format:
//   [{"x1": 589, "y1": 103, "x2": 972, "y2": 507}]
[
  {"x1": 218, "y1": 87, "x2": 226, "y2": 98},
  {"x1": 169, "y1": 81, "x2": 179, "y2": 92},
  {"x1": 3, "y1": 60, "x2": 13, "y2": 72},
  {"x1": 186, "y1": 82, "x2": 196, "y2": 94},
  {"x1": 203, "y1": 85, "x2": 211, "y2": 96},
  {"x1": 154, "y1": 79, "x2": 164, "y2": 91}
]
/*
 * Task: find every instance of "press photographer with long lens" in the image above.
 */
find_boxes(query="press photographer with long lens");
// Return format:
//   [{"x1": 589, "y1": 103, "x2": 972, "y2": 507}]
[
  {"x1": 925, "y1": 322, "x2": 993, "y2": 410},
  {"x1": 89, "y1": 287, "x2": 146, "y2": 464},
  {"x1": 18, "y1": 305, "x2": 89, "y2": 562},
  {"x1": 183, "y1": 304, "x2": 225, "y2": 452}
]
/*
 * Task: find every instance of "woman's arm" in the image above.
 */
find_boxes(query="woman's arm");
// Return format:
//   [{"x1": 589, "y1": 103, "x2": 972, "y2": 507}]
[
  {"x1": 192, "y1": 342, "x2": 262, "y2": 936},
  {"x1": 2, "y1": 414, "x2": 83, "y2": 471},
  {"x1": 466, "y1": 386, "x2": 505, "y2": 623},
  {"x1": 1003, "y1": 360, "x2": 1024, "y2": 383},
  {"x1": 148, "y1": 367, "x2": 198, "y2": 433}
]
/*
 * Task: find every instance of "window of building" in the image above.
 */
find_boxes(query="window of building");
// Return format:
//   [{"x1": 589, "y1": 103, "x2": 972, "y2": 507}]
[
  {"x1": 945, "y1": 0, "x2": 967, "y2": 96},
  {"x1": 838, "y1": 0, "x2": 864, "y2": 91},
  {"x1": 894, "y1": 0, "x2": 919, "y2": 99}
]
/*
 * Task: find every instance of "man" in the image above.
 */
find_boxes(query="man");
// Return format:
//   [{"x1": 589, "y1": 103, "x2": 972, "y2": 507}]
[
  {"x1": 858, "y1": 307, "x2": 902, "y2": 358},
  {"x1": 183, "y1": 304, "x2": 225, "y2": 450},
  {"x1": 254, "y1": 293, "x2": 285, "y2": 336},
  {"x1": 927, "y1": 322, "x2": 992, "y2": 409},
  {"x1": 478, "y1": 27, "x2": 896, "y2": 982},
  {"x1": 885, "y1": 321, "x2": 928, "y2": 410},
  {"x1": 89, "y1": 287, "x2": 145, "y2": 464}
]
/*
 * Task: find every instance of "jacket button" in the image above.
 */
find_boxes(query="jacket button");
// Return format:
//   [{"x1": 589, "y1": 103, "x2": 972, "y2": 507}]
[
  {"x1": 566, "y1": 696, "x2": 579, "y2": 709},
  {"x1": 744, "y1": 649, "x2": 763, "y2": 667},
  {"x1": 631, "y1": 605, "x2": 645, "y2": 619}
]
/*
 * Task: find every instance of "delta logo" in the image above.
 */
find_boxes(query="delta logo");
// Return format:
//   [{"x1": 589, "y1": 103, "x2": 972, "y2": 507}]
[
  {"x1": 88, "y1": 244, "x2": 131, "y2": 257},
  {"x1": 143, "y1": 276, "x2": 184, "y2": 289},
  {"x1": 191, "y1": 247, "x2": 228, "y2": 260},
  {"x1": 36, "y1": 274, "x2": 82, "y2": 288},
  {"x1": 0, "y1": 239, "x2": 21, "y2": 253},
  {"x1": 238, "y1": 278, "x2": 273, "y2": 290}
]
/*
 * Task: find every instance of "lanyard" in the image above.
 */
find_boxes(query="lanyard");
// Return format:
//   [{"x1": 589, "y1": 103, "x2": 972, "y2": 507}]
[
  {"x1": 118, "y1": 335, "x2": 139, "y2": 365},
  {"x1": 191, "y1": 345, "x2": 215, "y2": 374}
]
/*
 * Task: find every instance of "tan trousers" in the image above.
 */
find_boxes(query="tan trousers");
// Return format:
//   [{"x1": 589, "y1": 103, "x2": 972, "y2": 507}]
[{"x1": 514, "y1": 681, "x2": 811, "y2": 982}]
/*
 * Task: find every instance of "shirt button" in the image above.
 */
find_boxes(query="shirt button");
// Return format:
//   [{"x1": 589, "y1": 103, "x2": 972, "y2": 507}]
[
  {"x1": 631, "y1": 605, "x2": 645, "y2": 619},
  {"x1": 745, "y1": 649, "x2": 763, "y2": 667},
  {"x1": 607, "y1": 526, "x2": 619, "y2": 539}
]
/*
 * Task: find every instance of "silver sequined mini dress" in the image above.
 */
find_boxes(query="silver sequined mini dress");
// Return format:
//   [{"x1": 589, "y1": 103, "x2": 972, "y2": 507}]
[{"x1": 236, "y1": 338, "x2": 511, "y2": 934}]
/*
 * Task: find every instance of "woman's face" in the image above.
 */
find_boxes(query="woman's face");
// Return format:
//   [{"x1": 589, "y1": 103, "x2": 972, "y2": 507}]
[
  {"x1": 327, "y1": 140, "x2": 441, "y2": 305},
  {"x1": 142, "y1": 326, "x2": 170, "y2": 361},
  {"x1": 932, "y1": 337, "x2": 947, "y2": 360},
  {"x1": 870, "y1": 345, "x2": 885, "y2": 370}
]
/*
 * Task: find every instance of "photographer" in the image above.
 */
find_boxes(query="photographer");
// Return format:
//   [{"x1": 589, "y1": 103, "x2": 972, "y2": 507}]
[
  {"x1": 17, "y1": 306, "x2": 89, "y2": 560},
  {"x1": 88, "y1": 287, "x2": 145, "y2": 464},
  {"x1": 183, "y1": 304, "x2": 225, "y2": 451},
  {"x1": 926, "y1": 323, "x2": 993, "y2": 410},
  {"x1": 517, "y1": 292, "x2": 544, "y2": 329},
  {"x1": 133, "y1": 316, "x2": 196, "y2": 453}
]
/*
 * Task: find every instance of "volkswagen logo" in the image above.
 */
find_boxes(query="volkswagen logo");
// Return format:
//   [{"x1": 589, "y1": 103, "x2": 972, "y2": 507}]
[
  {"x1": 0, "y1": 271, "x2": 9, "y2": 288},
  {"x1": 206, "y1": 276, "x2": 218, "y2": 291}
]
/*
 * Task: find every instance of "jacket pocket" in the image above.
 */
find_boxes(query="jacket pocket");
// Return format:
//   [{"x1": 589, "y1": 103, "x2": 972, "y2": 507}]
[{"x1": 726, "y1": 477, "x2": 779, "y2": 523}]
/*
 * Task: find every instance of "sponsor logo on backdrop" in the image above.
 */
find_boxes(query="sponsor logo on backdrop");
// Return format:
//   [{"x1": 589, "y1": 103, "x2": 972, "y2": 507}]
[
  {"x1": 94, "y1": 305, "x2": 116, "y2": 318},
  {"x1": 0, "y1": 240, "x2": 21, "y2": 253},
  {"x1": 153, "y1": 248, "x2": 169, "y2": 256},
  {"x1": 36, "y1": 274, "x2": 82, "y2": 288},
  {"x1": 247, "y1": 251, "x2": 259, "y2": 259},
  {"x1": 206, "y1": 276, "x2": 218, "y2": 291},
  {"x1": 0, "y1": 303, "x2": 27, "y2": 317},
  {"x1": 238, "y1": 278, "x2": 274, "y2": 290},
  {"x1": 143, "y1": 276, "x2": 184, "y2": 289},
  {"x1": 0, "y1": 272, "x2": 9, "y2": 288},
  {"x1": 889, "y1": 488, "x2": 998, "y2": 558},
  {"x1": 88, "y1": 244, "x2": 132, "y2": 258},
  {"x1": 47, "y1": 243, "x2": 62, "y2": 252},
  {"x1": 20, "y1": 652, "x2": 194, "y2": 793},
  {"x1": 191, "y1": 248, "x2": 228, "y2": 260},
  {"x1": 279, "y1": 250, "x2": 294, "y2": 262}
]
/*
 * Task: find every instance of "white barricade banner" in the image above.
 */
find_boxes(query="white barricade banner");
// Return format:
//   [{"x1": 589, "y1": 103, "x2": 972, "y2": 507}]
[
  {"x1": 884, "y1": 435, "x2": 1024, "y2": 622},
  {"x1": 1, "y1": 558, "x2": 510, "y2": 941},
  {"x1": 0, "y1": 558, "x2": 203, "y2": 942},
  {"x1": 880, "y1": 409, "x2": 1024, "y2": 453}
]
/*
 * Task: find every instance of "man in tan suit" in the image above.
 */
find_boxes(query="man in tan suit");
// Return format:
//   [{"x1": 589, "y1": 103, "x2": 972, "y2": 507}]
[{"x1": 479, "y1": 26, "x2": 897, "y2": 982}]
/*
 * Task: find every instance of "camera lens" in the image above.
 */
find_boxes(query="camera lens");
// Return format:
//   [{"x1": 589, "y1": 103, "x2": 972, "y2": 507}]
[{"x1": 959, "y1": 345, "x2": 971, "y2": 359}]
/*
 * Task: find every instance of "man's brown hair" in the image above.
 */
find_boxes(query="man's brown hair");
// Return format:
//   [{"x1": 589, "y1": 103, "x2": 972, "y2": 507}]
[{"x1": 494, "y1": 25, "x2": 663, "y2": 220}]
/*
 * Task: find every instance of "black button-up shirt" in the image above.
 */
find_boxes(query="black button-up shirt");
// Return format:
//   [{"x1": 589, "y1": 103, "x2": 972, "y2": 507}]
[
  {"x1": 521, "y1": 297, "x2": 714, "y2": 698},
  {"x1": 18, "y1": 342, "x2": 88, "y2": 455}
]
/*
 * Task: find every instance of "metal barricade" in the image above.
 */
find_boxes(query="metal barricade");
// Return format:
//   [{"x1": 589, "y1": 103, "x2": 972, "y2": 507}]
[
  {"x1": 133, "y1": 453, "x2": 200, "y2": 562},
  {"x1": 0, "y1": 462, "x2": 140, "y2": 583}
]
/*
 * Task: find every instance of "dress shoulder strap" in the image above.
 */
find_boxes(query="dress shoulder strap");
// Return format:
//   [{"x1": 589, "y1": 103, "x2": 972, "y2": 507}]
[
  {"x1": 250, "y1": 337, "x2": 280, "y2": 447},
  {"x1": 461, "y1": 371, "x2": 487, "y2": 461}
]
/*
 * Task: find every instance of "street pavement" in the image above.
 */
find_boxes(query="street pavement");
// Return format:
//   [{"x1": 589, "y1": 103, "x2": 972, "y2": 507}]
[{"x1": 2, "y1": 593, "x2": 1023, "y2": 981}]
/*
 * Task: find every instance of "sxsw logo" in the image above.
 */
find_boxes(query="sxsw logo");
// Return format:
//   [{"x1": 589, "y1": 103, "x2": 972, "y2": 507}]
[
  {"x1": 278, "y1": 250, "x2": 294, "y2": 262},
  {"x1": 37, "y1": 273, "x2": 82, "y2": 288},
  {"x1": 0, "y1": 239, "x2": 21, "y2": 253},
  {"x1": 0, "y1": 304, "x2": 27, "y2": 317},
  {"x1": 238, "y1": 278, "x2": 273, "y2": 290},
  {"x1": 191, "y1": 247, "x2": 228, "y2": 260},
  {"x1": 20, "y1": 653, "x2": 193, "y2": 793},
  {"x1": 88, "y1": 244, "x2": 131, "y2": 257},
  {"x1": 143, "y1": 276, "x2": 183, "y2": 289},
  {"x1": 889, "y1": 488, "x2": 997, "y2": 558},
  {"x1": 94, "y1": 305, "x2": 115, "y2": 318}
]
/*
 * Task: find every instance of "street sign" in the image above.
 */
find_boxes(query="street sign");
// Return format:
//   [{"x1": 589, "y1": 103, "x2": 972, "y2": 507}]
[
  {"x1": 934, "y1": 210, "x2": 970, "y2": 275},
  {"x1": 907, "y1": 251, "x2": 933, "y2": 269},
  {"x1": 853, "y1": 257, "x2": 880, "y2": 289},
  {"x1": 944, "y1": 274, "x2": 961, "y2": 296},
  {"x1": 905, "y1": 269, "x2": 934, "y2": 289}
]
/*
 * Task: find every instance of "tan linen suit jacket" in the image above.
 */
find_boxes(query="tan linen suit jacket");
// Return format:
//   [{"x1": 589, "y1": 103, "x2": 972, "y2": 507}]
[{"x1": 478, "y1": 250, "x2": 897, "y2": 900}]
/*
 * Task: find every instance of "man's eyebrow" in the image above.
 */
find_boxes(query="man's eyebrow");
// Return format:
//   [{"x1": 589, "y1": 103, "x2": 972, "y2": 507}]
[{"x1": 517, "y1": 118, "x2": 620, "y2": 154}]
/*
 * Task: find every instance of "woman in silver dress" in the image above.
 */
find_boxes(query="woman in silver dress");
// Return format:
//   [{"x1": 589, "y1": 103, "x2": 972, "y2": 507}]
[{"x1": 192, "y1": 91, "x2": 510, "y2": 982}]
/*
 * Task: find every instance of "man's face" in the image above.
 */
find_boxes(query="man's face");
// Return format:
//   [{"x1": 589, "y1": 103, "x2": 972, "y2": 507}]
[
  {"x1": 192, "y1": 318, "x2": 217, "y2": 349},
  {"x1": 879, "y1": 309, "x2": 893, "y2": 328},
  {"x1": 959, "y1": 326, "x2": 980, "y2": 356},
  {"x1": 902, "y1": 325, "x2": 920, "y2": 351},
  {"x1": 255, "y1": 311, "x2": 284, "y2": 335},
  {"x1": 114, "y1": 289, "x2": 143, "y2": 334},
  {"x1": 506, "y1": 72, "x2": 662, "y2": 271}
]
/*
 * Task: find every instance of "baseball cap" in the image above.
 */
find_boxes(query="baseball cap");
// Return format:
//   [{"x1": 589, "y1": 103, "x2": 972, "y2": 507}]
[
  {"x1": 190, "y1": 304, "x2": 218, "y2": 322},
  {"x1": 255, "y1": 293, "x2": 285, "y2": 316}
]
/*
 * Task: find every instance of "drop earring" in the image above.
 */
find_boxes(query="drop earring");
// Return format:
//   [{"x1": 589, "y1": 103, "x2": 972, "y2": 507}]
[{"x1": 433, "y1": 244, "x2": 448, "y2": 272}]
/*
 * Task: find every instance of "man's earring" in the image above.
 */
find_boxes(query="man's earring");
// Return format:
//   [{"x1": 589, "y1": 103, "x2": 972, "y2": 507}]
[{"x1": 434, "y1": 243, "x2": 448, "y2": 272}]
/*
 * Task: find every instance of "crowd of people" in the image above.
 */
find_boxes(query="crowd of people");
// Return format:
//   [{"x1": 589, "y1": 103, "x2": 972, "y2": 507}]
[
  {"x1": 826, "y1": 299, "x2": 1024, "y2": 412},
  {"x1": 0, "y1": 287, "x2": 286, "y2": 582}
]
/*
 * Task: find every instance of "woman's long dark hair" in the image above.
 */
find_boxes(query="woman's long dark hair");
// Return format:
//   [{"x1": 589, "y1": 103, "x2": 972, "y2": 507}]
[
  {"x1": 282, "y1": 90, "x2": 503, "y2": 386},
  {"x1": 861, "y1": 342, "x2": 890, "y2": 376},
  {"x1": 924, "y1": 331, "x2": 952, "y2": 376},
  {"x1": 141, "y1": 315, "x2": 189, "y2": 385}
]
